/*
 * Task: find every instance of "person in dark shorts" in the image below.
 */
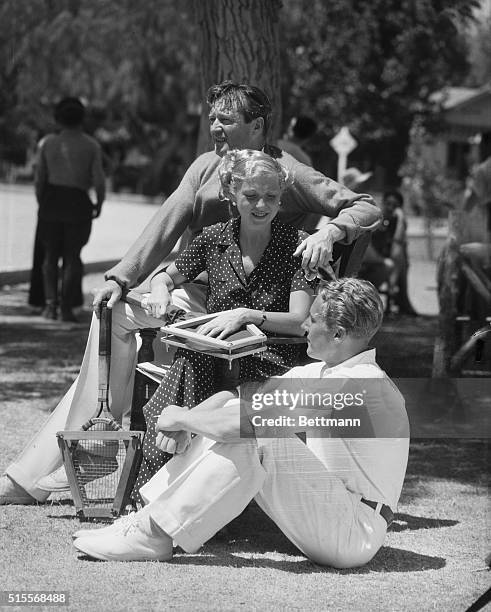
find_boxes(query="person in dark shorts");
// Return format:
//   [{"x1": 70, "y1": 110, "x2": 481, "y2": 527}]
[{"x1": 35, "y1": 97, "x2": 105, "y2": 322}]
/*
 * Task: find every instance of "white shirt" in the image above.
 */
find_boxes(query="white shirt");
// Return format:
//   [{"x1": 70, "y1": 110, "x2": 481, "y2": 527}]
[{"x1": 254, "y1": 349, "x2": 409, "y2": 510}]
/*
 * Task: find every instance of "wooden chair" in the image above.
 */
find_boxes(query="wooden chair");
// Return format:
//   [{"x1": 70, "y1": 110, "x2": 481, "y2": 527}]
[{"x1": 126, "y1": 233, "x2": 371, "y2": 430}]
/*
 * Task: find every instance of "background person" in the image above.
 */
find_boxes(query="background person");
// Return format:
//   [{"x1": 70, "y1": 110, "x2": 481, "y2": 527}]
[
  {"x1": 277, "y1": 115, "x2": 317, "y2": 167},
  {"x1": 34, "y1": 97, "x2": 105, "y2": 322},
  {"x1": 72, "y1": 278, "x2": 409, "y2": 569},
  {"x1": 0, "y1": 81, "x2": 381, "y2": 506},
  {"x1": 360, "y1": 190, "x2": 417, "y2": 315},
  {"x1": 461, "y1": 134, "x2": 491, "y2": 271}
]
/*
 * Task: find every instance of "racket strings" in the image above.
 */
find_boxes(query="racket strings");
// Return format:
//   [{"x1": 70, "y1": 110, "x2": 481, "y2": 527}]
[{"x1": 69, "y1": 435, "x2": 127, "y2": 508}]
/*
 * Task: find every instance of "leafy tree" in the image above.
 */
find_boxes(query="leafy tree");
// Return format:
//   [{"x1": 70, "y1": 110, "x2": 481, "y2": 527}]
[
  {"x1": 279, "y1": 0, "x2": 479, "y2": 184},
  {"x1": 0, "y1": 0, "x2": 201, "y2": 193},
  {"x1": 466, "y1": 11, "x2": 491, "y2": 85},
  {"x1": 0, "y1": 0, "x2": 481, "y2": 191},
  {"x1": 400, "y1": 118, "x2": 463, "y2": 255}
]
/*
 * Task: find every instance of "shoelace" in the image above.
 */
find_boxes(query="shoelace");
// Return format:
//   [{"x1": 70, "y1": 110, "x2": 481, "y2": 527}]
[{"x1": 115, "y1": 512, "x2": 140, "y2": 536}]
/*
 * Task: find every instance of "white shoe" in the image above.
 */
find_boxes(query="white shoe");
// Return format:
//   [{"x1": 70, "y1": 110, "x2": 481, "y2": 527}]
[
  {"x1": 37, "y1": 451, "x2": 119, "y2": 492},
  {"x1": 73, "y1": 517, "x2": 173, "y2": 562},
  {"x1": 37, "y1": 465, "x2": 70, "y2": 492},
  {"x1": 0, "y1": 476, "x2": 38, "y2": 505},
  {"x1": 72, "y1": 512, "x2": 137, "y2": 540}
]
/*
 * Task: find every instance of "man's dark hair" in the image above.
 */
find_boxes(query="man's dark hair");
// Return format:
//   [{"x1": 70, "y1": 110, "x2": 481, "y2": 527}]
[
  {"x1": 291, "y1": 116, "x2": 317, "y2": 140},
  {"x1": 54, "y1": 97, "x2": 85, "y2": 127},
  {"x1": 206, "y1": 81, "x2": 272, "y2": 135},
  {"x1": 383, "y1": 190, "x2": 404, "y2": 208}
]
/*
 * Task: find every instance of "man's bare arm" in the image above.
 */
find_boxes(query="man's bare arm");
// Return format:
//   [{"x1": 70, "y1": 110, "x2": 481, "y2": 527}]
[{"x1": 156, "y1": 390, "x2": 255, "y2": 443}]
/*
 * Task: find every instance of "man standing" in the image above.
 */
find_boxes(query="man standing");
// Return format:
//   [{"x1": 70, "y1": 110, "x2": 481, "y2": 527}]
[
  {"x1": 35, "y1": 97, "x2": 105, "y2": 322},
  {"x1": 73, "y1": 279, "x2": 409, "y2": 568},
  {"x1": 0, "y1": 82, "x2": 381, "y2": 505}
]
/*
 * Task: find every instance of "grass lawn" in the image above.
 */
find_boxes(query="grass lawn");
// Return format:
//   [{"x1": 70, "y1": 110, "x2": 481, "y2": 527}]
[{"x1": 0, "y1": 284, "x2": 489, "y2": 612}]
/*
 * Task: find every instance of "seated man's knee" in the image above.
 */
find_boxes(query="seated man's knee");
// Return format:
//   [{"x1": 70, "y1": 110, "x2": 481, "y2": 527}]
[{"x1": 308, "y1": 547, "x2": 379, "y2": 569}]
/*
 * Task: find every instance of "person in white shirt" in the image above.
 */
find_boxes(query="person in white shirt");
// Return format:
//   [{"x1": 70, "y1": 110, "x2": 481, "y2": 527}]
[{"x1": 72, "y1": 278, "x2": 409, "y2": 568}]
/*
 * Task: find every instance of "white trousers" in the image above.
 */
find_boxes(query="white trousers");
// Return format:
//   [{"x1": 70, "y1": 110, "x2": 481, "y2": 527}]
[
  {"x1": 140, "y1": 435, "x2": 387, "y2": 568},
  {"x1": 6, "y1": 284, "x2": 207, "y2": 501}
]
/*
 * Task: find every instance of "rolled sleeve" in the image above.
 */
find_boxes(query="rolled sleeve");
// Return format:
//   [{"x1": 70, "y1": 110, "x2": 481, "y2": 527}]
[{"x1": 278, "y1": 152, "x2": 382, "y2": 243}]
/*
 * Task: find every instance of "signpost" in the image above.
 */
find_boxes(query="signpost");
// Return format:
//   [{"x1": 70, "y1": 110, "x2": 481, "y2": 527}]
[{"x1": 329, "y1": 127, "x2": 358, "y2": 182}]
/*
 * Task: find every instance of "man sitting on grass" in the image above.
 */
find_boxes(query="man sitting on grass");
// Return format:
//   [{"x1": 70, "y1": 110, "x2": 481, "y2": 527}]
[{"x1": 72, "y1": 278, "x2": 409, "y2": 568}]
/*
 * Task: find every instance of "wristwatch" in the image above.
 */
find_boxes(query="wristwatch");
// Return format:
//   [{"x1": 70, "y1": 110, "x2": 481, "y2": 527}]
[{"x1": 257, "y1": 310, "x2": 267, "y2": 328}]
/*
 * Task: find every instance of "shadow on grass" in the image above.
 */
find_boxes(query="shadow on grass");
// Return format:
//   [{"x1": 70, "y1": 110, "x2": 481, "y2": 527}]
[
  {"x1": 389, "y1": 513, "x2": 458, "y2": 532},
  {"x1": 374, "y1": 315, "x2": 437, "y2": 378},
  {"x1": 0, "y1": 316, "x2": 90, "y2": 404},
  {"x1": 164, "y1": 503, "x2": 446, "y2": 573},
  {"x1": 401, "y1": 439, "x2": 490, "y2": 504},
  {"x1": 0, "y1": 380, "x2": 72, "y2": 404},
  {"x1": 1, "y1": 321, "x2": 89, "y2": 367},
  {"x1": 76, "y1": 547, "x2": 445, "y2": 574},
  {"x1": 55, "y1": 498, "x2": 450, "y2": 574}
]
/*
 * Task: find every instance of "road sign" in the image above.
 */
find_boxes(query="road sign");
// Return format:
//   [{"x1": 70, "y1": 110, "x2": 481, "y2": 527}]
[
  {"x1": 330, "y1": 127, "x2": 357, "y2": 156},
  {"x1": 329, "y1": 127, "x2": 358, "y2": 181}
]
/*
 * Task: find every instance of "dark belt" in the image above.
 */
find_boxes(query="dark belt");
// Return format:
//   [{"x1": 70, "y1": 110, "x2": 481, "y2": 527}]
[{"x1": 361, "y1": 498, "x2": 394, "y2": 527}]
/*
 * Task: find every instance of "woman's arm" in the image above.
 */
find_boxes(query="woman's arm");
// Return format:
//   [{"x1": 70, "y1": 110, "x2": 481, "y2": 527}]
[
  {"x1": 196, "y1": 288, "x2": 314, "y2": 339},
  {"x1": 142, "y1": 227, "x2": 213, "y2": 318},
  {"x1": 144, "y1": 263, "x2": 189, "y2": 318}
]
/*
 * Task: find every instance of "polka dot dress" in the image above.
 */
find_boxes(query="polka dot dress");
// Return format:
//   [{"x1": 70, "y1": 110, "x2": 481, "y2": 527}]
[{"x1": 133, "y1": 217, "x2": 316, "y2": 499}]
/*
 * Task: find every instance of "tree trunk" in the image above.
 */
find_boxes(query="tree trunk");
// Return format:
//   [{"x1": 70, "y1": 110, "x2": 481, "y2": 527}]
[
  {"x1": 432, "y1": 209, "x2": 462, "y2": 377},
  {"x1": 193, "y1": 0, "x2": 282, "y2": 155}
]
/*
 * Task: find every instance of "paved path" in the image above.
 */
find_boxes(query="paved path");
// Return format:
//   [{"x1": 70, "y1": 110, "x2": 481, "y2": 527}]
[
  {"x1": 0, "y1": 183, "x2": 160, "y2": 273},
  {"x1": 1, "y1": 183, "x2": 439, "y2": 315}
]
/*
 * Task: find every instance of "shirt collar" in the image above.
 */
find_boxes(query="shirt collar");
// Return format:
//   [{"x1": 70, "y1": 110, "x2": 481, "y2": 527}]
[
  {"x1": 320, "y1": 348, "x2": 377, "y2": 377},
  {"x1": 216, "y1": 216, "x2": 282, "y2": 247},
  {"x1": 216, "y1": 218, "x2": 239, "y2": 247}
]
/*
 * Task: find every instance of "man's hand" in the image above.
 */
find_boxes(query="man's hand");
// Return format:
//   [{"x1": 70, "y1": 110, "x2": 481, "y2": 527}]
[
  {"x1": 196, "y1": 308, "x2": 250, "y2": 339},
  {"x1": 92, "y1": 280, "x2": 122, "y2": 312},
  {"x1": 142, "y1": 284, "x2": 171, "y2": 319},
  {"x1": 156, "y1": 404, "x2": 189, "y2": 433},
  {"x1": 294, "y1": 224, "x2": 345, "y2": 279},
  {"x1": 155, "y1": 430, "x2": 192, "y2": 455}
]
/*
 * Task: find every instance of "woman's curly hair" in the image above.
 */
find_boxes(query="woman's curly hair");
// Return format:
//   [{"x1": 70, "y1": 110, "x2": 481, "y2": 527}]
[{"x1": 218, "y1": 149, "x2": 293, "y2": 202}]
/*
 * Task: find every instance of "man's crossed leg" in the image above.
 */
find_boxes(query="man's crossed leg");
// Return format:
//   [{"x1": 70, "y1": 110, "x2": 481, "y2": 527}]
[{"x1": 74, "y1": 435, "x2": 387, "y2": 568}]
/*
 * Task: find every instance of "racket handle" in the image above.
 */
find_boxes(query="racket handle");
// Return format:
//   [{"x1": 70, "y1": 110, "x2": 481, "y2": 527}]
[{"x1": 98, "y1": 300, "x2": 112, "y2": 399}]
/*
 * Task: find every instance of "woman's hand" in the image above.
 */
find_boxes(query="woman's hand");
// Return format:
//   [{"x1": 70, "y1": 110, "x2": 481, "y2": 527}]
[
  {"x1": 196, "y1": 308, "x2": 251, "y2": 339},
  {"x1": 142, "y1": 283, "x2": 171, "y2": 319}
]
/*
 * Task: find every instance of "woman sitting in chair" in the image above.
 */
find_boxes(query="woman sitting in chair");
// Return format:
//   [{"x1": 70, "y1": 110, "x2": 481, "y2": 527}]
[{"x1": 133, "y1": 149, "x2": 317, "y2": 494}]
